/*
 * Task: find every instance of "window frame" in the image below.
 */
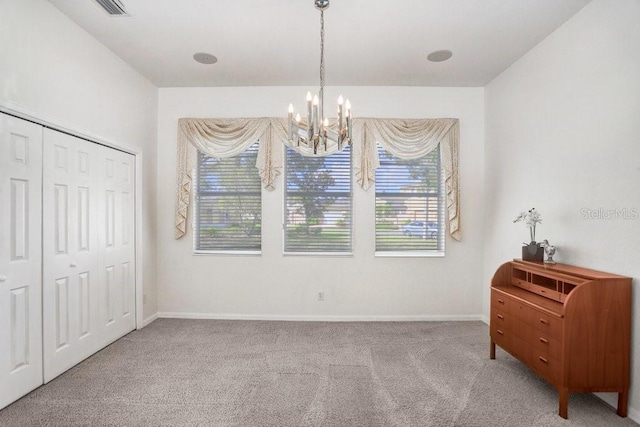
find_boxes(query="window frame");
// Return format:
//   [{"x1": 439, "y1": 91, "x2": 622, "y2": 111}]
[
  {"x1": 193, "y1": 144, "x2": 262, "y2": 255},
  {"x1": 374, "y1": 144, "x2": 445, "y2": 257},
  {"x1": 282, "y1": 146, "x2": 354, "y2": 256}
]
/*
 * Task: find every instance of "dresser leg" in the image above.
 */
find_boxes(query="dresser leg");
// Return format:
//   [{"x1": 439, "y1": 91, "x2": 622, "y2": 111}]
[
  {"x1": 617, "y1": 389, "x2": 628, "y2": 417},
  {"x1": 559, "y1": 388, "x2": 569, "y2": 419},
  {"x1": 490, "y1": 340, "x2": 495, "y2": 359}
]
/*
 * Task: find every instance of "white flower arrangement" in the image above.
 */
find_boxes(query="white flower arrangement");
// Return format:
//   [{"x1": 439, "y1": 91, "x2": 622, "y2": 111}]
[{"x1": 513, "y1": 208, "x2": 542, "y2": 244}]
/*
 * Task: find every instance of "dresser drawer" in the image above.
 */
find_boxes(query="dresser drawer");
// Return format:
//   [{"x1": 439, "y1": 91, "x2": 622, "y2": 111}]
[
  {"x1": 531, "y1": 354, "x2": 561, "y2": 385},
  {"x1": 509, "y1": 300, "x2": 534, "y2": 324},
  {"x1": 509, "y1": 334, "x2": 532, "y2": 364},
  {"x1": 532, "y1": 333, "x2": 562, "y2": 361},
  {"x1": 491, "y1": 291, "x2": 510, "y2": 310},
  {"x1": 529, "y1": 283, "x2": 562, "y2": 302},
  {"x1": 512, "y1": 278, "x2": 531, "y2": 290},
  {"x1": 491, "y1": 308, "x2": 509, "y2": 331},
  {"x1": 531, "y1": 310, "x2": 563, "y2": 340},
  {"x1": 504, "y1": 318, "x2": 533, "y2": 363},
  {"x1": 509, "y1": 317, "x2": 533, "y2": 342},
  {"x1": 490, "y1": 321, "x2": 509, "y2": 349}
]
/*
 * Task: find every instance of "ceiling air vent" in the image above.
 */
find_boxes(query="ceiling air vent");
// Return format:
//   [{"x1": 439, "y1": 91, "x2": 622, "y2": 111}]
[{"x1": 94, "y1": 0, "x2": 129, "y2": 16}]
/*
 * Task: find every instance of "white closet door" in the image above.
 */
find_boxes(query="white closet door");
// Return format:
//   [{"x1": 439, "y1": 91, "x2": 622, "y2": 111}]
[
  {"x1": 99, "y1": 146, "x2": 136, "y2": 345},
  {"x1": 0, "y1": 114, "x2": 43, "y2": 409},
  {"x1": 42, "y1": 130, "x2": 100, "y2": 381},
  {"x1": 43, "y1": 131, "x2": 136, "y2": 381}
]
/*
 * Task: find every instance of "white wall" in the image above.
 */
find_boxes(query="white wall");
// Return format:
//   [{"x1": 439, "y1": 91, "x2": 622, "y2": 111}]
[
  {"x1": 0, "y1": 0, "x2": 159, "y2": 321},
  {"x1": 485, "y1": 0, "x2": 640, "y2": 417},
  {"x1": 157, "y1": 86, "x2": 484, "y2": 319}
]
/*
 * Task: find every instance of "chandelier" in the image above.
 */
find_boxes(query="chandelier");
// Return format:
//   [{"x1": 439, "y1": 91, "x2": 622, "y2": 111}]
[{"x1": 287, "y1": 0, "x2": 352, "y2": 154}]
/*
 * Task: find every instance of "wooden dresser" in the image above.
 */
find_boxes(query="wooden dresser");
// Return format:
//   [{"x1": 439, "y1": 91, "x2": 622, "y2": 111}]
[{"x1": 490, "y1": 260, "x2": 632, "y2": 419}]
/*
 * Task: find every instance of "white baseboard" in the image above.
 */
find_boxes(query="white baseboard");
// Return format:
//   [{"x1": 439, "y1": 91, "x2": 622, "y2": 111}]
[
  {"x1": 141, "y1": 313, "x2": 159, "y2": 328},
  {"x1": 479, "y1": 315, "x2": 489, "y2": 325},
  {"x1": 595, "y1": 392, "x2": 639, "y2": 424},
  {"x1": 157, "y1": 312, "x2": 484, "y2": 322},
  {"x1": 627, "y1": 409, "x2": 639, "y2": 425}
]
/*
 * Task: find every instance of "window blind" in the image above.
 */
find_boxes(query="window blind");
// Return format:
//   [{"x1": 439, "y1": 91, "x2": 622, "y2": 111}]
[
  {"x1": 194, "y1": 143, "x2": 261, "y2": 252},
  {"x1": 375, "y1": 144, "x2": 444, "y2": 253},
  {"x1": 284, "y1": 146, "x2": 352, "y2": 253}
]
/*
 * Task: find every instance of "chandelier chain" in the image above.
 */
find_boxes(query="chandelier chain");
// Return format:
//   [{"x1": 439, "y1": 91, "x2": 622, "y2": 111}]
[
  {"x1": 320, "y1": 9, "x2": 325, "y2": 88},
  {"x1": 319, "y1": 9, "x2": 325, "y2": 112}
]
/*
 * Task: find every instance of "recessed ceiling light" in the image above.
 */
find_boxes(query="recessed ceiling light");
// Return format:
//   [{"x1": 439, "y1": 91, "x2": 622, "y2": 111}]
[
  {"x1": 193, "y1": 53, "x2": 218, "y2": 65},
  {"x1": 427, "y1": 50, "x2": 453, "y2": 62}
]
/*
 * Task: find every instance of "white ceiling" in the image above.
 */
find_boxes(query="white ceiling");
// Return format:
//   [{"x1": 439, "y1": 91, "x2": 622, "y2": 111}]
[{"x1": 47, "y1": 0, "x2": 592, "y2": 88}]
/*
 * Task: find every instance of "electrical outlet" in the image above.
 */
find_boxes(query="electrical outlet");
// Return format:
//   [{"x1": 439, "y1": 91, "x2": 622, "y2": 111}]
[{"x1": 317, "y1": 291, "x2": 324, "y2": 301}]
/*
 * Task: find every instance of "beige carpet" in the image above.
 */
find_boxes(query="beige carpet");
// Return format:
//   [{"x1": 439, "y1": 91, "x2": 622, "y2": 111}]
[{"x1": 0, "y1": 319, "x2": 637, "y2": 426}]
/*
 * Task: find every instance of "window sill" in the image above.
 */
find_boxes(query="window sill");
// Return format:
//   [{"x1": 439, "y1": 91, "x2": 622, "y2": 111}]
[
  {"x1": 283, "y1": 252, "x2": 354, "y2": 257},
  {"x1": 375, "y1": 251, "x2": 444, "y2": 258},
  {"x1": 193, "y1": 250, "x2": 262, "y2": 256}
]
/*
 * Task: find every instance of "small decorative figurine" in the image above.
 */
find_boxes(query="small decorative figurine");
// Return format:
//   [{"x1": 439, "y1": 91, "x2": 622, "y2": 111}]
[{"x1": 540, "y1": 239, "x2": 556, "y2": 265}]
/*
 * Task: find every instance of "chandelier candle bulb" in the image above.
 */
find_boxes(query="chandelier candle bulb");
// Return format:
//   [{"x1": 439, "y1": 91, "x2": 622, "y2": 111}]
[
  {"x1": 295, "y1": 113, "x2": 302, "y2": 146},
  {"x1": 312, "y1": 95, "x2": 319, "y2": 136},
  {"x1": 306, "y1": 92, "x2": 313, "y2": 138},
  {"x1": 288, "y1": 104, "x2": 294, "y2": 140},
  {"x1": 346, "y1": 99, "x2": 352, "y2": 140},
  {"x1": 323, "y1": 117, "x2": 329, "y2": 150},
  {"x1": 338, "y1": 95, "x2": 344, "y2": 134}
]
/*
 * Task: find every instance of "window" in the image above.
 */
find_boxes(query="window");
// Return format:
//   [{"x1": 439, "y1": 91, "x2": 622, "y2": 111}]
[
  {"x1": 194, "y1": 143, "x2": 261, "y2": 253},
  {"x1": 375, "y1": 144, "x2": 444, "y2": 254},
  {"x1": 284, "y1": 146, "x2": 352, "y2": 253}
]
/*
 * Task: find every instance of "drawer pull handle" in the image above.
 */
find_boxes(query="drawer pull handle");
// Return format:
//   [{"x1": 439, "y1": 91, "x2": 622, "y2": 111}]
[
  {"x1": 540, "y1": 318, "x2": 549, "y2": 325},
  {"x1": 497, "y1": 314, "x2": 504, "y2": 320},
  {"x1": 497, "y1": 299, "x2": 505, "y2": 305},
  {"x1": 539, "y1": 337, "x2": 548, "y2": 344},
  {"x1": 497, "y1": 330, "x2": 504, "y2": 336},
  {"x1": 539, "y1": 356, "x2": 548, "y2": 364}
]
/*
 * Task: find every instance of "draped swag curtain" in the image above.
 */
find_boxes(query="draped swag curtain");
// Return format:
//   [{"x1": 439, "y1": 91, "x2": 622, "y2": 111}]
[{"x1": 175, "y1": 117, "x2": 460, "y2": 241}]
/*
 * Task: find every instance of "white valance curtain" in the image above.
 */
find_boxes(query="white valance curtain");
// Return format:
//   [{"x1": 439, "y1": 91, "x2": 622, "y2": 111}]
[
  {"x1": 175, "y1": 118, "x2": 284, "y2": 239},
  {"x1": 354, "y1": 118, "x2": 460, "y2": 240},
  {"x1": 175, "y1": 117, "x2": 460, "y2": 241}
]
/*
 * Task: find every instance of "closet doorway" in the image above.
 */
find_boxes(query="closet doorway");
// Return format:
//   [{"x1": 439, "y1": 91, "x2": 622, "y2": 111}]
[{"x1": 0, "y1": 113, "x2": 137, "y2": 408}]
